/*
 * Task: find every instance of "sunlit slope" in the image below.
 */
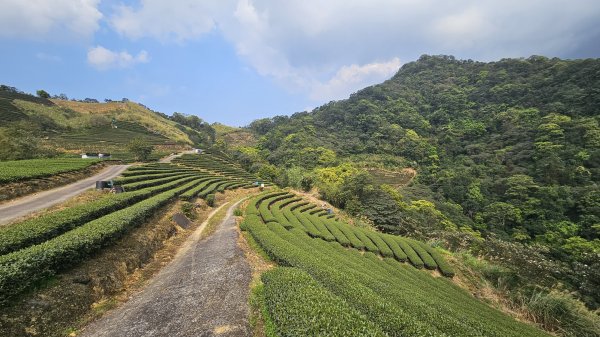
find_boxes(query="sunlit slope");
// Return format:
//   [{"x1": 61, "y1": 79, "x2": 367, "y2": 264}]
[{"x1": 243, "y1": 191, "x2": 550, "y2": 337}]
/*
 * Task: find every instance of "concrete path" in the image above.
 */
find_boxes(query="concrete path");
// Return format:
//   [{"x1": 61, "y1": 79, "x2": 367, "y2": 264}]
[
  {"x1": 80, "y1": 199, "x2": 252, "y2": 337},
  {"x1": 159, "y1": 150, "x2": 195, "y2": 163},
  {"x1": 0, "y1": 165, "x2": 129, "y2": 225}
]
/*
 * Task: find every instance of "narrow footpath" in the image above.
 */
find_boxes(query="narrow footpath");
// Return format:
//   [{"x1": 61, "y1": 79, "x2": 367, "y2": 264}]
[
  {"x1": 159, "y1": 150, "x2": 195, "y2": 163},
  {"x1": 79, "y1": 199, "x2": 252, "y2": 337},
  {"x1": 0, "y1": 165, "x2": 129, "y2": 225}
]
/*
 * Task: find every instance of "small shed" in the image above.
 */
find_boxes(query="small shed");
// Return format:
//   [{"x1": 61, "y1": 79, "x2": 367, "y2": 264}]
[{"x1": 193, "y1": 148, "x2": 204, "y2": 154}]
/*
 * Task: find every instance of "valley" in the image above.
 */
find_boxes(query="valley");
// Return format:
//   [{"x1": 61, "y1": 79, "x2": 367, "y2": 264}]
[{"x1": 0, "y1": 55, "x2": 598, "y2": 337}]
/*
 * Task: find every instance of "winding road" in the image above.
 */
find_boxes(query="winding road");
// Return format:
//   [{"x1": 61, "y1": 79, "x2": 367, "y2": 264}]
[
  {"x1": 80, "y1": 199, "x2": 252, "y2": 337},
  {"x1": 0, "y1": 165, "x2": 129, "y2": 225}
]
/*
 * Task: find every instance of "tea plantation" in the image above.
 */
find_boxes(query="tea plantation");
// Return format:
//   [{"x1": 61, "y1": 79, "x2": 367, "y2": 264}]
[
  {"x1": 0, "y1": 158, "x2": 101, "y2": 184},
  {"x1": 242, "y1": 191, "x2": 551, "y2": 337},
  {"x1": 0, "y1": 154, "x2": 255, "y2": 303}
]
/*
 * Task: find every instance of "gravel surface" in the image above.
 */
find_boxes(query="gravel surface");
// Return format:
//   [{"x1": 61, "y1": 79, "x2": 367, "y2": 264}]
[
  {"x1": 80, "y1": 200, "x2": 252, "y2": 337},
  {"x1": 0, "y1": 165, "x2": 129, "y2": 225}
]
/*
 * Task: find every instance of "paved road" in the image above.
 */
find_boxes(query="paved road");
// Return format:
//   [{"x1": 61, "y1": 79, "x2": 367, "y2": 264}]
[
  {"x1": 159, "y1": 150, "x2": 195, "y2": 163},
  {"x1": 0, "y1": 165, "x2": 129, "y2": 225},
  {"x1": 80, "y1": 199, "x2": 252, "y2": 337}
]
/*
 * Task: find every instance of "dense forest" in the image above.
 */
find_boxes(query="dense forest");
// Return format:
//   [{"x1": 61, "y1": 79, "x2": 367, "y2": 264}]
[{"x1": 232, "y1": 55, "x2": 600, "y2": 317}]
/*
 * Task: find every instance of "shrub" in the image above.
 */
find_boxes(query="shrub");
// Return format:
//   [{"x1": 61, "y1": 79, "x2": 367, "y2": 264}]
[
  {"x1": 181, "y1": 201, "x2": 196, "y2": 219},
  {"x1": 206, "y1": 193, "x2": 216, "y2": 207}
]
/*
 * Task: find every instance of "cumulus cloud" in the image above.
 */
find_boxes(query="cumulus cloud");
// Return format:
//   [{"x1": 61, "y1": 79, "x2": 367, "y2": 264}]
[
  {"x1": 310, "y1": 58, "x2": 402, "y2": 101},
  {"x1": 0, "y1": 0, "x2": 102, "y2": 39},
  {"x1": 104, "y1": 0, "x2": 600, "y2": 101},
  {"x1": 110, "y1": 0, "x2": 219, "y2": 42},
  {"x1": 87, "y1": 46, "x2": 149, "y2": 70}
]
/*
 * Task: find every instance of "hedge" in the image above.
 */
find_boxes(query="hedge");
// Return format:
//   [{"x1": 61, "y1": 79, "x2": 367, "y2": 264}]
[
  {"x1": 0, "y1": 178, "x2": 200, "y2": 303},
  {"x1": 245, "y1": 216, "x2": 548, "y2": 337},
  {"x1": 0, "y1": 175, "x2": 200, "y2": 255},
  {"x1": 395, "y1": 238, "x2": 424, "y2": 269},
  {"x1": 405, "y1": 238, "x2": 438, "y2": 270},
  {"x1": 262, "y1": 267, "x2": 387, "y2": 337}
]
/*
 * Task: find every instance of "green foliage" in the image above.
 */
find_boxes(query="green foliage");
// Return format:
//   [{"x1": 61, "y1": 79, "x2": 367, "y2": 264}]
[
  {"x1": 262, "y1": 267, "x2": 386, "y2": 337},
  {"x1": 239, "y1": 55, "x2": 600, "y2": 310},
  {"x1": 0, "y1": 158, "x2": 99, "y2": 183},
  {"x1": 0, "y1": 179, "x2": 199, "y2": 303},
  {"x1": 170, "y1": 112, "x2": 215, "y2": 145},
  {"x1": 205, "y1": 193, "x2": 216, "y2": 207},
  {"x1": 233, "y1": 207, "x2": 243, "y2": 216},
  {"x1": 0, "y1": 122, "x2": 57, "y2": 161},
  {"x1": 181, "y1": 201, "x2": 196, "y2": 219},
  {"x1": 36, "y1": 90, "x2": 50, "y2": 99},
  {"x1": 0, "y1": 176, "x2": 196, "y2": 255},
  {"x1": 245, "y1": 193, "x2": 551, "y2": 337},
  {"x1": 127, "y1": 137, "x2": 153, "y2": 161},
  {"x1": 0, "y1": 157, "x2": 254, "y2": 303}
]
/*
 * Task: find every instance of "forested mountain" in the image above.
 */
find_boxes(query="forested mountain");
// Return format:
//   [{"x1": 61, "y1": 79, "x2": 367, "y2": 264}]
[{"x1": 234, "y1": 55, "x2": 600, "y2": 317}]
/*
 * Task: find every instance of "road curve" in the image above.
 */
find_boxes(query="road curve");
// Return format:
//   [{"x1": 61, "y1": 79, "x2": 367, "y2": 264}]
[
  {"x1": 80, "y1": 199, "x2": 252, "y2": 337},
  {"x1": 0, "y1": 165, "x2": 130, "y2": 225}
]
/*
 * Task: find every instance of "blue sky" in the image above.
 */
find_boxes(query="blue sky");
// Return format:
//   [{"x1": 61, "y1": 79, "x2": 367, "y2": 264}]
[{"x1": 1, "y1": 0, "x2": 599, "y2": 126}]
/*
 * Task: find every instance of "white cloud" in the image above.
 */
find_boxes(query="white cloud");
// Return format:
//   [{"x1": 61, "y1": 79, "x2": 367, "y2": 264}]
[
  {"x1": 87, "y1": 46, "x2": 149, "y2": 70},
  {"x1": 105, "y1": 0, "x2": 600, "y2": 101},
  {"x1": 310, "y1": 58, "x2": 402, "y2": 101},
  {"x1": 0, "y1": 0, "x2": 102, "y2": 39},
  {"x1": 110, "y1": 0, "x2": 218, "y2": 42}
]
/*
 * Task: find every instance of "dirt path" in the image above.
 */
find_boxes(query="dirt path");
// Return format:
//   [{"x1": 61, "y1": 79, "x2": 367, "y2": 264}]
[
  {"x1": 159, "y1": 150, "x2": 195, "y2": 163},
  {"x1": 0, "y1": 165, "x2": 129, "y2": 225},
  {"x1": 79, "y1": 199, "x2": 252, "y2": 337}
]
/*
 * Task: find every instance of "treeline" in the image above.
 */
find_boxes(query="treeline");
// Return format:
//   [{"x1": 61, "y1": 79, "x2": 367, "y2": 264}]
[{"x1": 232, "y1": 55, "x2": 600, "y2": 316}]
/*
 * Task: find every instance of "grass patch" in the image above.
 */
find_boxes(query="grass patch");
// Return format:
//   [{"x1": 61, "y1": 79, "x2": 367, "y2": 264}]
[
  {"x1": 249, "y1": 282, "x2": 277, "y2": 337},
  {"x1": 91, "y1": 298, "x2": 119, "y2": 316},
  {"x1": 200, "y1": 201, "x2": 231, "y2": 240}
]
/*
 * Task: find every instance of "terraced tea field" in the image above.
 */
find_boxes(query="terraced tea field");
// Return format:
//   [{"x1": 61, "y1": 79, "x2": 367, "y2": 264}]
[
  {"x1": 243, "y1": 191, "x2": 550, "y2": 337},
  {"x1": 0, "y1": 156, "x2": 255, "y2": 304},
  {"x1": 55, "y1": 121, "x2": 175, "y2": 151},
  {"x1": 0, "y1": 158, "x2": 101, "y2": 184},
  {"x1": 173, "y1": 152, "x2": 262, "y2": 182}
]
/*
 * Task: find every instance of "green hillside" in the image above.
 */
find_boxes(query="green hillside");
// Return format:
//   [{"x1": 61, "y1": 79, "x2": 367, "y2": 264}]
[
  {"x1": 234, "y1": 55, "x2": 600, "y2": 336},
  {"x1": 0, "y1": 88, "x2": 214, "y2": 161},
  {"x1": 244, "y1": 191, "x2": 550, "y2": 337}
]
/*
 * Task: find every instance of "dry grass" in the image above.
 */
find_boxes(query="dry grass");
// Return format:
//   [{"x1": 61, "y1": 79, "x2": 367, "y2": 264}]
[
  {"x1": 52, "y1": 100, "x2": 192, "y2": 144},
  {"x1": 365, "y1": 167, "x2": 417, "y2": 187}
]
